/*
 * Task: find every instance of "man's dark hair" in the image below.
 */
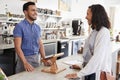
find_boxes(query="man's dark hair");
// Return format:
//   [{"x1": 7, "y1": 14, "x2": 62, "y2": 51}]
[
  {"x1": 89, "y1": 4, "x2": 111, "y2": 31},
  {"x1": 23, "y1": 2, "x2": 35, "y2": 11}
]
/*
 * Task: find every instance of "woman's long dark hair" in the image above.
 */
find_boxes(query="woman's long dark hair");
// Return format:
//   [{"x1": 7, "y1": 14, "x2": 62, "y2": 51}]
[{"x1": 89, "y1": 4, "x2": 111, "y2": 31}]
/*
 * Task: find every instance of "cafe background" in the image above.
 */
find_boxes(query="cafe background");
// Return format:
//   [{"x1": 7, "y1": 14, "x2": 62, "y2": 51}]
[
  {"x1": 0, "y1": 0, "x2": 120, "y2": 79},
  {"x1": 0, "y1": 0, "x2": 120, "y2": 37}
]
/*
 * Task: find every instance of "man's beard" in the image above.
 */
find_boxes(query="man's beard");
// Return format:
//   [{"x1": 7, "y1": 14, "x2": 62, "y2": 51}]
[{"x1": 28, "y1": 15, "x2": 37, "y2": 21}]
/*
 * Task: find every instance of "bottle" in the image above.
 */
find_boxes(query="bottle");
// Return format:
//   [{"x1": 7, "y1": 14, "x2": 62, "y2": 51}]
[{"x1": 5, "y1": 4, "x2": 9, "y2": 19}]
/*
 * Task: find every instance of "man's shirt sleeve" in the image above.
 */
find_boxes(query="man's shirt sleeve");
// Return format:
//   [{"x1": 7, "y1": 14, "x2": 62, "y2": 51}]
[{"x1": 13, "y1": 24, "x2": 22, "y2": 38}]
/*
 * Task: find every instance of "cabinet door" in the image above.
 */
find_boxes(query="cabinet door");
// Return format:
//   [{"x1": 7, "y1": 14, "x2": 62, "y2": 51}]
[
  {"x1": 44, "y1": 42, "x2": 57, "y2": 58},
  {"x1": 0, "y1": 49, "x2": 15, "y2": 76},
  {"x1": 57, "y1": 41, "x2": 69, "y2": 58}
]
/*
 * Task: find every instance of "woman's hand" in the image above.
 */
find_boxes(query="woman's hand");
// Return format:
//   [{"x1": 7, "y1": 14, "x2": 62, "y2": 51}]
[
  {"x1": 71, "y1": 65, "x2": 81, "y2": 70},
  {"x1": 65, "y1": 73, "x2": 78, "y2": 79}
]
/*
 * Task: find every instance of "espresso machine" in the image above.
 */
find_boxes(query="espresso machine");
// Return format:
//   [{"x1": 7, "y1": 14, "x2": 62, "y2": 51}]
[
  {"x1": 0, "y1": 23, "x2": 14, "y2": 44},
  {"x1": 72, "y1": 19, "x2": 83, "y2": 35}
]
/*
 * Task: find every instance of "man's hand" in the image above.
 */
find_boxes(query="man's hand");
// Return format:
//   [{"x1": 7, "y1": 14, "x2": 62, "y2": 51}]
[
  {"x1": 23, "y1": 62, "x2": 34, "y2": 72},
  {"x1": 43, "y1": 60, "x2": 52, "y2": 66},
  {"x1": 65, "y1": 73, "x2": 78, "y2": 79}
]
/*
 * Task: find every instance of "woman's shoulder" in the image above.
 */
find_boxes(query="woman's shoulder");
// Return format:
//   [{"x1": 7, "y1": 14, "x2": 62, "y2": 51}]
[
  {"x1": 99, "y1": 27, "x2": 110, "y2": 35},
  {"x1": 100, "y1": 26, "x2": 109, "y2": 31},
  {"x1": 97, "y1": 27, "x2": 110, "y2": 38}
]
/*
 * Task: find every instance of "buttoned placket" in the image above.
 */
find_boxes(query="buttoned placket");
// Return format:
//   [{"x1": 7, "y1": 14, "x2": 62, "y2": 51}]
[
  {"x1": 31, "y1": 24, "x2": 37, "y2": 54},
  {"x1": 31, "y1": 25, "x2": 34, "y2": 51}
]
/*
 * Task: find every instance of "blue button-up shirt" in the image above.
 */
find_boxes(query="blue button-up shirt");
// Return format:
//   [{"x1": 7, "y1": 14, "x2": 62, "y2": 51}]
[{"x1": 13, "y1": 19, "x2": 41, "y2": 56}]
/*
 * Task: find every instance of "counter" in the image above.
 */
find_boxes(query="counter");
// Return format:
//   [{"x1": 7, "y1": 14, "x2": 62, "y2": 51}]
[
  {"x1": 8, "y1": 42, "x2": 120, "y2": 80},
  {"x1": 0, "y1": 36, "x2": 84, "y2": 49},
  {"x1": 8, "y1": 54, "x2": 83, "y2": 80},
  {"x1": 0, "y1": 40, "x2": 57, "y2": 49}
]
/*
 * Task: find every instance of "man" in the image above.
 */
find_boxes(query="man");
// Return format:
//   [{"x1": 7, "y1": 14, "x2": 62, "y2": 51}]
[{"x1": 13, "y1": 2, "x2": 50, "y2": 73}]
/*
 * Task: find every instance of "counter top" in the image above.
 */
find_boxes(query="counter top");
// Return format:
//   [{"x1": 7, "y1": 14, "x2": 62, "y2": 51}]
[
  {"x1": 8, "y1": 42, "x2": 120, "y2": 80},
  {"x1": 0, "y1": 38, "x2": 120, "y2": 52},
  {"x1": 8, "y1": 54, "x2": 83, "y2": 80},
  {"x1": 68, "y1": 35, "x2": 87, "y2": 40}
]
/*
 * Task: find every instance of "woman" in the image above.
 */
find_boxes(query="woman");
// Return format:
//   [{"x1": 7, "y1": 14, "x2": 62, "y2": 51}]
[{"x1": 65, "y1": 4, "x2": 112, "y2": 80}]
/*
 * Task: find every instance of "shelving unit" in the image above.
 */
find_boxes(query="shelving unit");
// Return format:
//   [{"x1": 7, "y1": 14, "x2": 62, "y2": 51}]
[
  {"x1": 36, "y1": 13, "x2": 64, "y2": 40},
  {"x1": 38, "y1": 13, "x2": 62, "y2": 18},
  {"x1": 42, "y1": 28, "x2": 59, "y2": 30},
  {"x1": 41, "y1": 27, "x2": 65, "y2": 30},
  {"x1": 0, "y1": 14, "x2": 23, "y2": 45},
  {"x1": 0, "y1": 21, "x2": 19, "y2": 24},
  {"x1": 37, "y1": 13, "x2": 62, "y2": 22},
  {"x1": 0, "y1": 21, "x2": 16, "y2": 35}
]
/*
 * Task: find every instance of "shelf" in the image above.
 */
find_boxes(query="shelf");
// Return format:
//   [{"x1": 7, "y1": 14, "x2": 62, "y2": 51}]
[
  {"x1": 0, "y1": 20, "x2": 20, "y2": 24},
  {"x1": 42, "y1": 28, "x2": 58, "y2": 29},
  {"x1": 37, "y1": 13, "x2": 62, "y2": 22},
  {"x1": 42, "y1": 28, "x2": 65, "y2": 30},
  {"x1": 0, "y1": 16, "x2": 23, "y2": 24},
  {"x1": 1, "y1": 34, "x2": 13, "y2": 37},
  {"x1": 38, "y1": 13, "x2": 62, "y2": 18}
]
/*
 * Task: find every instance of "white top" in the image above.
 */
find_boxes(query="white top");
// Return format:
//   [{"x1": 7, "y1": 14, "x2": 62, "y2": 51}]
[
  {"x1": 77, "y1": 27, "x2": 112, "y2": 80},
  {"x1": 83, "y1": 29, "x2": 98, "y2": 63}
]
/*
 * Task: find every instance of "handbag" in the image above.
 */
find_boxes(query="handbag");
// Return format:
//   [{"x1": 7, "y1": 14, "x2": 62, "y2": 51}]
[{"x1": 100, "y1": 71, "x2": 115, "y2": 80}]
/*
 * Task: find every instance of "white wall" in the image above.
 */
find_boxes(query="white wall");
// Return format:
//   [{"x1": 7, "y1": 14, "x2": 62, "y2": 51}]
[
  {"x1": 109, "y1": 6, "x2": 120, "y2": 38},
  {"x1": 69, "y1": 0, "x2": 120, "y2": 35},
  {"x1": 70, "y1": 0, "x2": 105, "y2": 18},
  {"x1": 0, "y1": 0, "x2": 24, "y2": 14},
  {"x1": 68, "y1": 0, "x2": 105, "y2": 35},
  {"x1": 105, "y1": 0, "x2": 120, "y2": 5},
  {"x1": 0, "y1": 0, "x2": 120, "y2": 16},
  {"x1": 0, "y1": 0, "x2": 58, "y2": 14},
  {"x1": 36, "y1": 0, "x2": 58, "y2": 10},
  {"x1": 69, "y1": 0, "x2": 120, "y2": 19}
]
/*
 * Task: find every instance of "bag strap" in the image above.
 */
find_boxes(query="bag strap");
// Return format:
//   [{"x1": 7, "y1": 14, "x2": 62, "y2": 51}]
[
  {"x1": 100, "y1": 71, "x2": 107, "y2": 80},
  {"x1": 100, "y1": 71, "x2": 115, "y2": 80}
]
